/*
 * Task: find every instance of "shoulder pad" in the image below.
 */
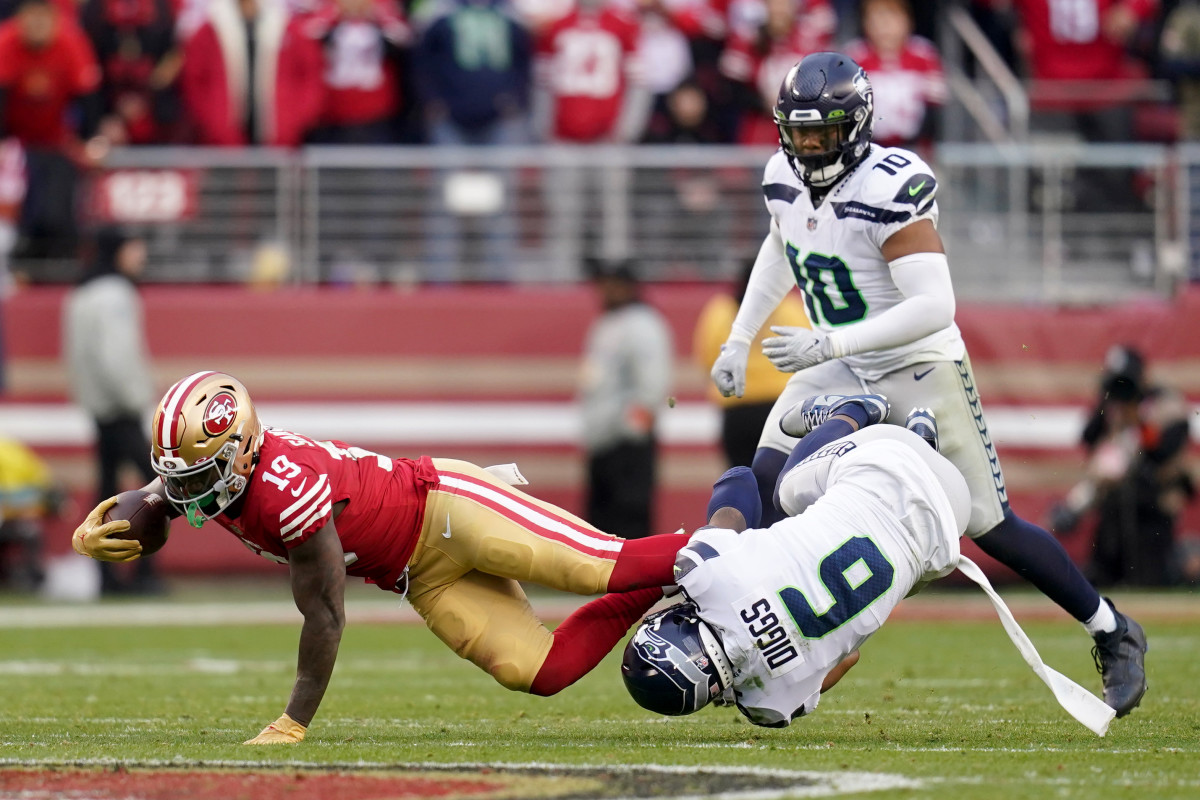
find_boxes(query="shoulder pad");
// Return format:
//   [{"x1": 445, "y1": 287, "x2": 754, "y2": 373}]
[
  {"x1": 763, "y1": 150, "x2": 801, "y2": 205},
  {"x1": 859, "y1": 148, "x2": 938, "y2": 214}
]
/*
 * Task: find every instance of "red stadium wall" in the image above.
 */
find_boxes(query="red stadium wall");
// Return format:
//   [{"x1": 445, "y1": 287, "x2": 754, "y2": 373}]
[{"x1": 7, "y1": 284, "x2": 1200, "y2": 583}]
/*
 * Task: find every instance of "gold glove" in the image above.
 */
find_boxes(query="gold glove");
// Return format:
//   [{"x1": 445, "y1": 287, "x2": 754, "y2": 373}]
[
  {"x1": 243, "y1": 713, "x2": 307, "y2": 745},
  {"x1": 72, "y1": 496, "x2": 142, "y2": 562}
]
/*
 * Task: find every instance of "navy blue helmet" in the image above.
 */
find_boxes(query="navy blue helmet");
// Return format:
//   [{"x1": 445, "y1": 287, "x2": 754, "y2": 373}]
[
  {"x1": 774, "y1": 52, "x2": 875, "y2": 187},
  {"x1": 621, "y1": 603, "x2": 733, "y2": 716}
]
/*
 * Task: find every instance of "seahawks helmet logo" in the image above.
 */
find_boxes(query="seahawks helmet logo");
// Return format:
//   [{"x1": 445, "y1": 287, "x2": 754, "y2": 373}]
[{"x1": 853, "y1": 70, "x2": 871, "y2": 101}]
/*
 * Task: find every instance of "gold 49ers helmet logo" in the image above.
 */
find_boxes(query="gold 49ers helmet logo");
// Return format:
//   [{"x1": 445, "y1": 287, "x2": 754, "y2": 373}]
[{"x1": 203, "y1": 392, "x2": 238, "y2": 437}]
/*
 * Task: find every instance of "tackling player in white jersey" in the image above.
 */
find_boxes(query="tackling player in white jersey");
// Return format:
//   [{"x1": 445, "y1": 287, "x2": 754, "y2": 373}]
[
  {"x1": 621, "y1": 397, "x2": 1116, "y2": 735},
  {"x1": 707, "y1": 52, "x2": 1146, "y2": 716}
]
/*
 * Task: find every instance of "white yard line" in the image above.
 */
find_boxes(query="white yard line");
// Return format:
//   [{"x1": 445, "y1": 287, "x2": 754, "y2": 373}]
[{"x1": 0, "y1": 759, "x2": 923, "y2": 799}]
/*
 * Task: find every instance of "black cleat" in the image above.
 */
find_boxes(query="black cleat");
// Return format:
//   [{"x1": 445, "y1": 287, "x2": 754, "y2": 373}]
[{"x1": 1092, "y1": 599, "x2": 1148, "y2": 718}]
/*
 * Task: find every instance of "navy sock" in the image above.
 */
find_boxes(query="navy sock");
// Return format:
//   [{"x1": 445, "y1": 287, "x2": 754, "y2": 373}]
[
  {"x1": 751, "y1": 447, "x2": 789, "y2": 527},
  {"x1": 831, "y1": 400, "x2": 872, "y2": 429},
  {"x1": 705, "y1": 466, "x2": 762, "y2": 529},
  {"x1": 973, "y1": 510, "x2": 1102, "y2": 623}
]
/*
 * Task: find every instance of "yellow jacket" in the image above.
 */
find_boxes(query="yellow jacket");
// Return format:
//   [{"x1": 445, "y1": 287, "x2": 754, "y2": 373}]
[
  {"x1": 0, "y1": 438, "x2": 54, "y2": 518},
  {"x1": 693, "y1": 292, "x2": 810, "y2": 406}
]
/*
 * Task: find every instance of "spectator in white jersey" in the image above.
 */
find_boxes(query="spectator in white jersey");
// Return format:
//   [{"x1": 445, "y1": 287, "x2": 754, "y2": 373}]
[
  {"x1": 621, "y1": 396, "x2": 1119, "y2": 736},
  {"x1": 706, "y1": 52, "x2": 1147, "y2": 717}
]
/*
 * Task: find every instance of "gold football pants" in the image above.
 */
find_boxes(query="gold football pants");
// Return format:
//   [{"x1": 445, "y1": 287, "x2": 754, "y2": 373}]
[{"x1": 407, "y1": 459, "x2": 624, "y2": 691}]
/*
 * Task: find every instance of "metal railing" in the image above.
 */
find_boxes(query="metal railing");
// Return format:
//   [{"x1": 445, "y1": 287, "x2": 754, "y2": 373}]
[
  {"x1": 942, "y1": 5, "x2": 1030, "y2": 145},
  {"x1": 19, "y1": 142, "x2": 1192, "y2": 303}
]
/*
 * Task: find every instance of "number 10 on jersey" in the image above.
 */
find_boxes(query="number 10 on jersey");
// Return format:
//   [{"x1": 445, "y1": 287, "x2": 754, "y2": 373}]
[{"x1": 786, "y1": 244, "x2": 868, "y2": 326}]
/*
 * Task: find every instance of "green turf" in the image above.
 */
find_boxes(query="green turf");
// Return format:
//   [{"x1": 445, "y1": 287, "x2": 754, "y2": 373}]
[{"x1": 1, "y1": 595, "x2": 1197, "y2": 799}]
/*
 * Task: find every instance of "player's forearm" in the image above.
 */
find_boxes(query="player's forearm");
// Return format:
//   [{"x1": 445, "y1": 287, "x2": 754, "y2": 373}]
[
  {"x1": 827, "y1": 252, "x2": 954, "y2": 358},
  {"x1": 820, "y1": 650, "x2": 859, "y2": 693},
  {"x1": 729, "y1": 224, "x2": 794, "y2": 344},
  {"x1": 285, "y1": 607, "x2": 344, "y2": 727},
  {"x1": 286, "y1": 530, "x2": 347, "y2": 727}
]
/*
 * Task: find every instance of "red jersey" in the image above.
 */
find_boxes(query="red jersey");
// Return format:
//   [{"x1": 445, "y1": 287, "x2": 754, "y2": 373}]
[
  {"x1": 303, "y1": 0, "x2": 410, "y2": 127},
  {"x1": 1015, "y1": 0, "x2": 1158, "y2": 81},
  {"x1": 536, "y1": 6, "x2": 640, "y2": 142},
  {"x1": 215, "y1": 429, "x2": 438, "y2": 592},
  {"x1": 844, "y1": 36, "x2": 946, "y2": 147},
  {"x1": 0, "y1": 19, "x2": 101, "y2": 148}
]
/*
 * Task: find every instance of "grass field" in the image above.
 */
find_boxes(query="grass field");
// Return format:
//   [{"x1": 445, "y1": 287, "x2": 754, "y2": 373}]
[{"x1": 1, "y1": 583, "x2": 1198, "y2": 799}]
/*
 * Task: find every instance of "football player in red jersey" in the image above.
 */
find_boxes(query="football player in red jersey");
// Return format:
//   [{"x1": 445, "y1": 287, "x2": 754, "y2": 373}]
[{"x1": 72, "y1": 371, "x2": 689, "y2": 744}]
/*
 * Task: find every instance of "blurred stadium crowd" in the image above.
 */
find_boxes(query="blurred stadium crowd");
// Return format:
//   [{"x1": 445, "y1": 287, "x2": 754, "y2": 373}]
[{"x1": 2, "y1": 0, "x2": 1199, "y2": 271}]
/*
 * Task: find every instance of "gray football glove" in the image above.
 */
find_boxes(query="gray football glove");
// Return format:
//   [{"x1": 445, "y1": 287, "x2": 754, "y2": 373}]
[
  {"x1": 762, "y1": 327, "x2": 833, "y2": 373},
  {"x1": 711, "y1": 339, "x2": 750, "y2": 398}
]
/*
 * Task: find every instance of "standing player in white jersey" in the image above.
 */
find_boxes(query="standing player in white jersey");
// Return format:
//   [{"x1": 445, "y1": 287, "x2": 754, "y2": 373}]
[
  {"x1": 707, "y1": 52, "x2": 1146, "y2": 717},
  {"x1": 621, "y1": 397, "x2": 1116, "y2": 735}
]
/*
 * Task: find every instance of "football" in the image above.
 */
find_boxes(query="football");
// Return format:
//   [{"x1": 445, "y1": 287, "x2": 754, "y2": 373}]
[{"x1": 103, "y1": 490, "x2": 172, "y2": 556}]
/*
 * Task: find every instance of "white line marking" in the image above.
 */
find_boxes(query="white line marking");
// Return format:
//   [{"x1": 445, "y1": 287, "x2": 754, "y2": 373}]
[{"x1": 0, "y1": 759, "x2": 923, "y2": 799}]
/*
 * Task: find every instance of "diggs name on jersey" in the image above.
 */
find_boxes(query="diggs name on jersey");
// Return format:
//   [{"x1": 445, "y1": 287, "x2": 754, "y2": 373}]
[{"x1": 735, "y1": 593, "x2": 802, "y2": 677}]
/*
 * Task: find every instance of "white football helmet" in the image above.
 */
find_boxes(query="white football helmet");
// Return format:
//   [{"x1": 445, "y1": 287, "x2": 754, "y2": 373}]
[{"x1": 150, "y1": 371, "x2": 262, "y2": 527}]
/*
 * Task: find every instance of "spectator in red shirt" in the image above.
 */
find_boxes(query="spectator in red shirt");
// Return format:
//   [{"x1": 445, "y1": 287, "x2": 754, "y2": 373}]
[
  {"x1": 0, "y1": 0, "x2": 102, "y2": 258},
  {"x1": 0, "y1": 0, "x2": 101, "y2": 149},
  {"x1": 179, "y1": 0, "x2": 324, "y2": 146},
  {"x1": 717, "y1": 0, "x2": 835, "y2": 144},
  {"x1": 1012, "y1": 0, "x2": 1159, "y2": 209},
  {"x1": 1015, "y1": 0, "x2": 1158, "y2": 83},
  {"x1": 844, "y1": 0, "x2": 946, "y2": 151},
  {"x1": 534, "y1": 0, "x2": 645, "y2": 278},
  {"x1": 534, "y1": 0, "x2": 643, "y2": 142},
  {"x1": 82, "y1": 0, "x2": 185, "y2": 145},
  {"x1": 305, "y1": 0, "x2": 410, "y2": 144}
]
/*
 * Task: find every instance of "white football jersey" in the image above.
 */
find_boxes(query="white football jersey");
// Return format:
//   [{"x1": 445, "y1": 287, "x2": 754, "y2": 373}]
[
  {"x1": 674, "y1": 427, "x2": 964, "y2": 727},
  {"x1": 762, "y1": 145, "x2": 966, "y2": 381}
]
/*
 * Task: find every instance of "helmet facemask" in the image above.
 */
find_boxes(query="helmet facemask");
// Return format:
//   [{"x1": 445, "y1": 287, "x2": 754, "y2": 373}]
[
  {"x1": 157, "y1": 430, "x2": 251, "y2": 527},
  {"x1": 777, "y1": 106, "x2": 870, "y2": 187}
]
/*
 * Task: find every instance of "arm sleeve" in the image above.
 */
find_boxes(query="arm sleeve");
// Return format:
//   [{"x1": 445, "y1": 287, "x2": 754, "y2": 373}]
[
  {"x1": 728, "y1": 219, "x2": 795, "y2": 344},
  {"x1": 826, "y1": 251, "x2": 955, "y2": 359}
]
